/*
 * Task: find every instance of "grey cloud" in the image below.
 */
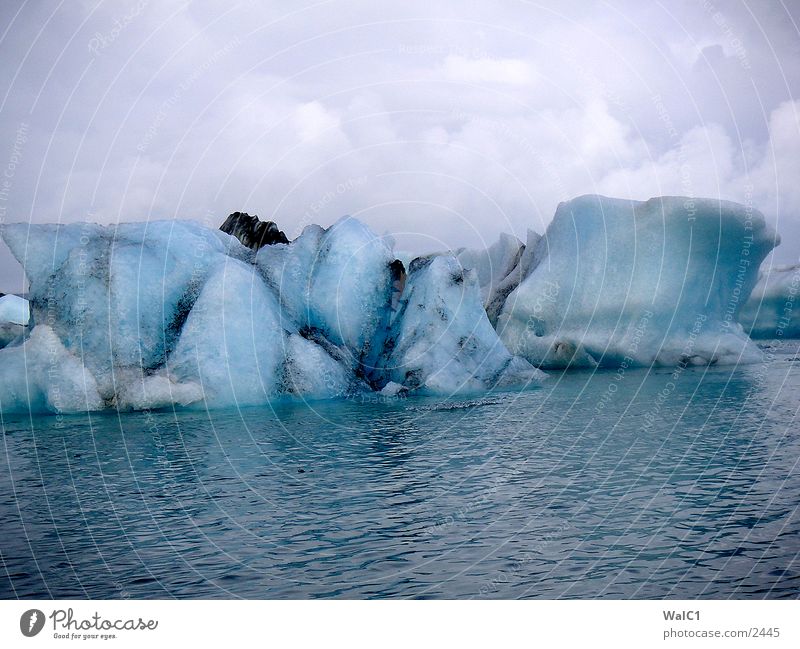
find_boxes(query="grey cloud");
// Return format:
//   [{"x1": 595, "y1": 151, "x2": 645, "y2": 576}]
[{"x1": 0, "y1": 0, "x2": 798, "y2": 292}]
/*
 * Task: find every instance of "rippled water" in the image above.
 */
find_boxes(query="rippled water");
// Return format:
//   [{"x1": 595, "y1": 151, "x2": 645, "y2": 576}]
[{"x1": 2, "y1": 342, "x2": 799, "y2": 599}]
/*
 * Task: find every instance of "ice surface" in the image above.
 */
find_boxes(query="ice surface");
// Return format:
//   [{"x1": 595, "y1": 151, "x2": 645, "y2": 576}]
[
  {"x1": 282, "y1": 333, "x2": 354, "y2": 399},
  {"x1": 738, "y1": 264, "x2": 800, "y2": 339},
  {"x1": 1, "y1": 220, "x2": 231, "y2": 397},
  {"x1": 0, "y1": 325, "x2": 103, "y2": 414},
  {"x1": 443, "y1": 231, "x2": 543, "y2": 326},
  {"x1": 167, "y1": 259, "x2": 289, "y2": 408},
  {"x1": 256, "y1": 216, "x2": 396, "y2": 377},
  {"x1": 379, "y1": 254, "x2": 545, "y2": 394},
  {"x1": 166, "y1": 259, "x2": 357, "y2": 407},
  {"x1": 0, "y1": 322, "x2": 25, "y2": 349},
  {"x1": 379, "y1": 381, "x2": 408, "y2": 397},
  {"x1": 484, "y1": 229, "x2": 542, "y2": 326},
  {"x1": 497, "y1": 195, "x2": 778, "y2": 368},
  {"x1": 113, "y1": 371, "x2": 204, "y2": 411}
]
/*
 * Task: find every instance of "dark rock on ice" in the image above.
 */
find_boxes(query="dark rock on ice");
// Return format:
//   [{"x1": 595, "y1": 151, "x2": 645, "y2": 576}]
[{"x1": 220, "y1": 211, "x2": 289, "y2": 250}]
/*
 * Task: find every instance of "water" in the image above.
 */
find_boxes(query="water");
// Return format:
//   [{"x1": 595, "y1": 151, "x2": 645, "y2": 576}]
[{"x1": 1, "y1": 342, "x2": 799, "y2": 599}]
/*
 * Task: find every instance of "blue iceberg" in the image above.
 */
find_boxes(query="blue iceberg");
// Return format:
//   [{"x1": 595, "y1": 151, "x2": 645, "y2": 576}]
[
  {"x1": 738, "y1": 264, "x2": 800, "y2": 339},
  {"x1": 0, "y1": 215, "x2": 541, "y2": 414},
  {"x1": 495, "y1": 195, "x2": 778, "y2": 368}
]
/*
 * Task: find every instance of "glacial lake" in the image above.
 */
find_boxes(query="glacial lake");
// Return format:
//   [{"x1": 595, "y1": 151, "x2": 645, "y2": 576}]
[{"x1": 1, "y1": 341, "x2": 798, "y2": 599}]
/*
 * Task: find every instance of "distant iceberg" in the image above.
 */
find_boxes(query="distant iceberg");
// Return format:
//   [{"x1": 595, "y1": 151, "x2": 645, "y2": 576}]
[
  {"x1": 0, "y1": 293, "x2": 29, "y2": 348},
  {"x1": 0, "y1": 293, "x2": 28, "y2": 325},
  {"x1": 494, "y1": 195, "x2": 778, "y2": 368},
  {"x1": 738, "y1": 264, "x2": 800, "y2": 339}
]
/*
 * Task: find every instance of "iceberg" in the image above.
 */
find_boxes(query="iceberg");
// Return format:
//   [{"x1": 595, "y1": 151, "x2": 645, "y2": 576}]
[
  {"x1": 443, "y1": 230, "x2": 544, "y2": 327},
  {"x1": 483, "y1": 230, "x2": 543, "y2": 326},
  {"x1": 496, "y1": 195, "x2": 778, "y2": 368},
  {"x1": 738, "y1": 264, "x2": 800, "y2": 339},
  {"x1": 0, "y1": 214, "x2": 541, "y2": 414},
  {"x1": 0, "y1": 293, "x2": 29, "y2": 325},
  {"x1": 0, "y1": 293, "x2": 29, "y2": 348},
  {"x1": 3, "y1": 192, "x2": 774, "y2": 415},
  {"x1": 455, "y1": 232, "x2": 524, "y2": 302}
]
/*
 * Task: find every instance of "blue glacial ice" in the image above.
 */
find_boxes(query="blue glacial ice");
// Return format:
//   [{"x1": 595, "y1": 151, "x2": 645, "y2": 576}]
[
  {"x1": 495, "y1": 195, "x2": 779, "y2": 368},
  {"x1": 166, "y1": 259, "x2": 289, "y2": 408},
  {"x1": 0, "y1": 220, "x2": 241, "y2": 400},
  {"x1": 0, "y1": 215, "x2": 541, "y2": 413},
  {"x1": 255, "y1": 216, "x2": 396, "y2": 380},
  {"x1": 166, "y1": 258, "x2": 353, "y2": 408},
  {"x1": 0, "y1": 325, "x2": 103, "y2": 413},
  {"x1": 434, "y1": 230, "x2": 541, "y2": 327},
  {"x1": 378, "y1": 254, "x2": 545, "y2": 394},
  {"x1": 455, "y1": 232, "x2": 524, "y2": 303}
]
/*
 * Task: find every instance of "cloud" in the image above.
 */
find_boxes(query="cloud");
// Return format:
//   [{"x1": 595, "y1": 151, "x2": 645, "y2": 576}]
[
  {"x1": 596, "y1": 100, "x2": 800, "y2": 239},
  {"x1": 294, "y1": 101, "x2": 341, "y2": 142},
  {"x1": 441, "y1": 55, "x2": 535, "y2": 85},
  {"x1": 0, "y1": 0, "x2": 799, "y2": 291}
]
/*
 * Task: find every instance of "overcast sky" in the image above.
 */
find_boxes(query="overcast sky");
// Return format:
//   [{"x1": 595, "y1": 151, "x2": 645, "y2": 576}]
[{"x1": 0, "y1": 0, "x2": 798, "y2": 292}]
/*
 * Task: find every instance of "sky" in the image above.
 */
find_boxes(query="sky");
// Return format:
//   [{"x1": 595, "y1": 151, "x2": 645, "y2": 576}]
[{"x1": 0, "y1": 0, "x2": 798, "y2": 292}]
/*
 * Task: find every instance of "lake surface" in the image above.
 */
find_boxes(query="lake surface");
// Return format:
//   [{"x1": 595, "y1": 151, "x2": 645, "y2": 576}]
[{"x1": 1, "y1": 341, "x2": 799, "y2": 599}]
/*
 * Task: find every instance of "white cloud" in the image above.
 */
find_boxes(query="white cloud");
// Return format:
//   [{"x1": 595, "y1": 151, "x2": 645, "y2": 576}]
[
  {"x1": 595, "y1": 100, "x2": 800, "y2": 258},
  {"x1": 441, "y1": 55, "x2": 535, "y2": 86},
  {"x1": 294, "y1": 101, "x2": 341, "y2": 142}
]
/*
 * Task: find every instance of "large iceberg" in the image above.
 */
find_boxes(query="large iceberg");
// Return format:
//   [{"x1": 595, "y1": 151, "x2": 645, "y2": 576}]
[
  {"x1": 0, "y1": 215, "x2": 541, "y2": 414},
  {"x1": 738, "y1": 264, "x2": 800, "y2": 339},
  {"x1": 495, "y1": 195, "x2": 778, "y2": 368}
]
